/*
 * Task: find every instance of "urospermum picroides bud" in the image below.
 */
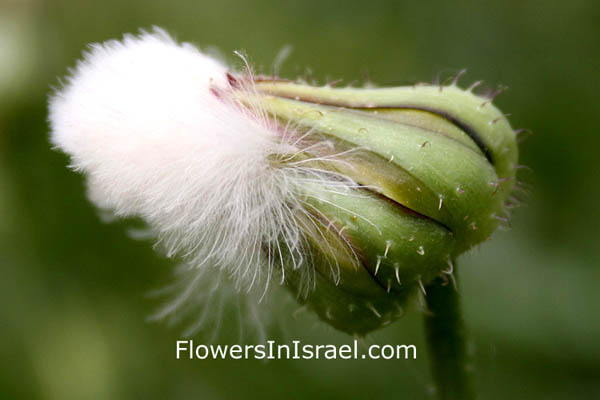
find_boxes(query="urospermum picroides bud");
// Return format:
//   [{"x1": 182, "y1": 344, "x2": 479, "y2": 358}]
[
  {"x1": 49, "y1": 28, "x2": 517, "y2": 337},
  {"x1": 241, "y1": 80, "x2": 518, "y2": 335}
]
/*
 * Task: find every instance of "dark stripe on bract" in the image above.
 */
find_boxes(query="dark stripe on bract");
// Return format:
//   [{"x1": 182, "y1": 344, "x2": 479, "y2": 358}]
[
  {"x1": 256, "y1": 87, "x2": 495, "y2": 166},
  {"x1": 383, "y1": 106, "x2": 494, "y2": 166}
]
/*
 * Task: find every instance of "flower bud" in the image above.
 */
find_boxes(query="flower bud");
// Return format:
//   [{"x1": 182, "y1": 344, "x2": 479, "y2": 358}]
[
  {"x1": 48, "y1": 28, "x2": 518, "y2": 336},
  {"x1": 244, "y1": 80, "x2": 518, "y2": 334}
]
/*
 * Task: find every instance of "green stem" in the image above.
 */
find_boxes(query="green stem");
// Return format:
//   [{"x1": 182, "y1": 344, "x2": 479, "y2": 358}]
[{"x1": 424, "y1": 267, "x2": 475, "y2": 400}]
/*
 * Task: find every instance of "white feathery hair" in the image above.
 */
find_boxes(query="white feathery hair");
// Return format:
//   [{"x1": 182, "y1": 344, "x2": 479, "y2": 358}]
[{"x1": 48, "y1": 27, "x2": 354, "y2": 320}]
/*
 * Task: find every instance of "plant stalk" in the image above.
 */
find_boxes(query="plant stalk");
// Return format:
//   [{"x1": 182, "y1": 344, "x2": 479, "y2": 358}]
[{"x1": 424, "y1": 267, "x2": 475, "y2": 400}]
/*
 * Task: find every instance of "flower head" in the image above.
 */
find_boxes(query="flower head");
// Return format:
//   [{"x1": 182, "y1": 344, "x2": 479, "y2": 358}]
[{"x1": 49, "y1": 28, "x2": 518, "y2": 336}]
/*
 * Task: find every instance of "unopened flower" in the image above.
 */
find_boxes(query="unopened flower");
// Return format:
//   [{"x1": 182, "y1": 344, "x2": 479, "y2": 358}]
[{"x1": 49, "y1": 28, "x2": 518, "y2": 336}]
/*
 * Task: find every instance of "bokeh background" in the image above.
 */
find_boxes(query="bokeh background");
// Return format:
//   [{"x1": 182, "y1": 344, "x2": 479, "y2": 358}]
[{"x1": 1, "y1": 0, "x2": 599, "y2": 399}]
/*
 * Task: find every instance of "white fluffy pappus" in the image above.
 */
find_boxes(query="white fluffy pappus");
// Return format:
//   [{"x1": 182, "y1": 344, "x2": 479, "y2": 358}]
[{"x1": 49, "y1": 28, "x2": 354, "y2": 334}]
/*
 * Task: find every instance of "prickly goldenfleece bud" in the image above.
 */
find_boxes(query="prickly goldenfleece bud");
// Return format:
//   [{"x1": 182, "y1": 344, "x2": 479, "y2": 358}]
[
  {"x1": 246, "y1": 81, "x2": 518, "y2": 334},
  {"x1": 49, "y1": 28, "x2": 517, "y2": 336}
]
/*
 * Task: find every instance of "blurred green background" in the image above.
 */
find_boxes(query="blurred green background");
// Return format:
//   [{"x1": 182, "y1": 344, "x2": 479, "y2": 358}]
[{"x1": 1, "y1": 0, "x2": 599, "y2": 399}]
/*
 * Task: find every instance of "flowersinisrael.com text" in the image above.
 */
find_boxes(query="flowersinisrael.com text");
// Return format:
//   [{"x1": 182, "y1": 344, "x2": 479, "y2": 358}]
[{"x1": 176, "y1": 340, "x2": 416, "y2": 360}]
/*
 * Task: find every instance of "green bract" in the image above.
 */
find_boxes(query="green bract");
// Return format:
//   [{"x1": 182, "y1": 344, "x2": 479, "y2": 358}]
[{"x1": 253, "y1": 80, "x2": 518, "y2": 335}]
